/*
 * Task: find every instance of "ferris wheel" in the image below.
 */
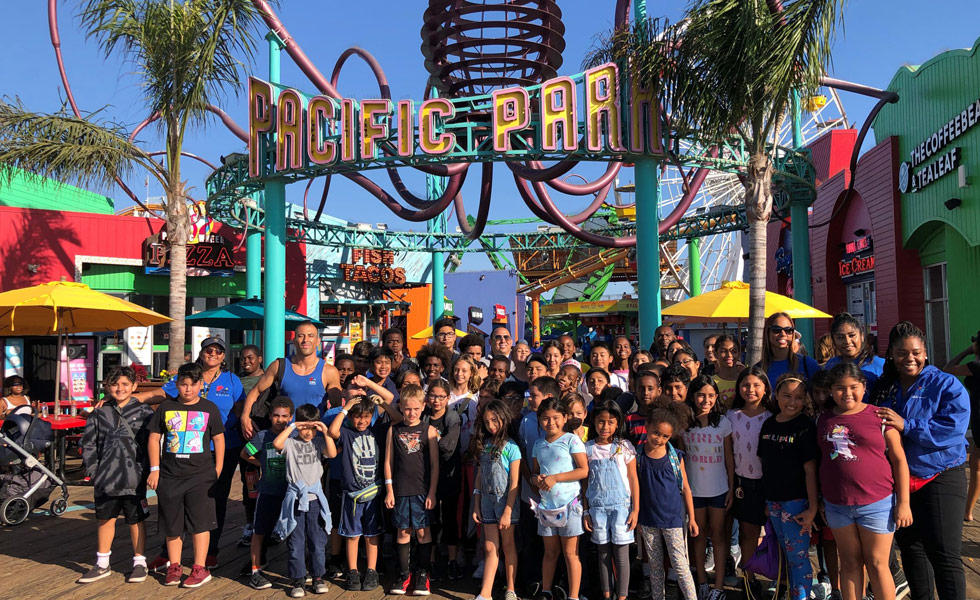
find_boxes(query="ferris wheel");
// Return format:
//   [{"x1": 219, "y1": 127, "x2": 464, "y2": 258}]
[{"x1": 602, "y1": 85, "x2": 851, "y2": 303}]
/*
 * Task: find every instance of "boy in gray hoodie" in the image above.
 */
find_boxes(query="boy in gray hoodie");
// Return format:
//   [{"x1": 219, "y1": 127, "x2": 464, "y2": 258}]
[{"x1": 78, "y1": 366, "x2": 155, "y2": 584}]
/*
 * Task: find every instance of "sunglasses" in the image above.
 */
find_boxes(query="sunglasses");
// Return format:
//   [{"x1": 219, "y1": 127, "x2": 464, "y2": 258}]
[
  {"x1": 492, "y1": 334, "x2": 511, "y2": 341},
  {"x1": 203, "y1": 346, "x2": 225, "y2": 355},
  {"x1": 768, "y1": 325, "x2": 795, "y2": 335}
]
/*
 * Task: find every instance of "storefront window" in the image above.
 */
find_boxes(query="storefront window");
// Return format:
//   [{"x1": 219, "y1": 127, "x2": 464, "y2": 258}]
[{"x1": 923, "y1": 263, "x2": 949, "y2": 366}]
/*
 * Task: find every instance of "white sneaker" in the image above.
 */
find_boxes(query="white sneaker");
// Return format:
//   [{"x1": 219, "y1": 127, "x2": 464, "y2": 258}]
[
  {"x1": 705, "y1": 552, "x2": 715, "y2": 573},
  {"x1": 472, "y1": 560, "x2": 485, "y2": 579}
]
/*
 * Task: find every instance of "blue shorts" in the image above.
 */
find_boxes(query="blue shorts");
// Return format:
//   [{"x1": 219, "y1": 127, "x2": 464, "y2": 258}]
[
  {"x1": 588, "y1": 502, "x2": 634, "y2": 545},
  {"x1": 824, "y1": 495, "x2": 895, "y2": 535},
  {"x1": 339, "y1": 493, "x2": 382, "y2": 538},
  {"x1": 537, "y1": 500, "x2": 584, "y2": 538},
  {"x1": 393, "y1": 495, "x2": 429, "y2": 530},
  {"x1": 253, "y1": 493, "x2": 285, "y2": 536},
  {"x1": 693, "y1": 492, "x2": 728, "y2": 510},
  {"x1": 480, "y1": 493, "x2": 520, "y2": 525}
]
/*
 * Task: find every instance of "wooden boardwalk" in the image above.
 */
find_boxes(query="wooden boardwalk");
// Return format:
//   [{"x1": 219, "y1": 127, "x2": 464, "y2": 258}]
[{"x1": 4, "y1": 459, "x2": 980, "y2": 599}]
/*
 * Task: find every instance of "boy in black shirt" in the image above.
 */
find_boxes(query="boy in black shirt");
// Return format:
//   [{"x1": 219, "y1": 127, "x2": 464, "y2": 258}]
[{"x1": 148, "y1": 363, "x2": 225, "y2": 589}]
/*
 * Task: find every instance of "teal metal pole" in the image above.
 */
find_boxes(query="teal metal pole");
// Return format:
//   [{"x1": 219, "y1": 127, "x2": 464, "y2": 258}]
[
  {"x1": 688, "y1": 238, "x2": 702, "y2": 297},
  {"x1": 790, "y1": 90, "x2": 815, "y2": 352},
  {"x1": 264, "y1": 32, "x2": 286, "y2": 366},
  {"x1": 246, "y1": 191, "x2": 263, "y2": 346},
  {"x1": 427, "y1": 175, "x2": 446, "y2": 324},
  {"x1": 633, "y1": 0, "x2": 661, "y2": 350}
]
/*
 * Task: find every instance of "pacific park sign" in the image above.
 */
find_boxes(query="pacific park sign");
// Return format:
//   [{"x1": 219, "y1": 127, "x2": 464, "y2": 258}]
[{"x1": 247, "y1": 63, "x2": 663, "y2": 178}]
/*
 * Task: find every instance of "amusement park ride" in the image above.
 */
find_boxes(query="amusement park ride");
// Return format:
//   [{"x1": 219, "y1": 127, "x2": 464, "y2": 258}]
[{"x1": 47, "y1": 0, "x2": 889, "y2": 357}]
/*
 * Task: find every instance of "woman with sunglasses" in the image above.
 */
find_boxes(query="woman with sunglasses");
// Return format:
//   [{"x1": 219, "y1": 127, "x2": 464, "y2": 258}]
[
  {"x1": 1, "y1": 375, "x2": 31, "y2": 418},
  {"x1": 136, "y1": 336, "x2": 245, "y2": 572},
  {"x1": 943, "y1": 329, "x2": 980, "y2": 521},
  {"x1": 759, "y1": 312, "x2": 821, "y2": 385}
]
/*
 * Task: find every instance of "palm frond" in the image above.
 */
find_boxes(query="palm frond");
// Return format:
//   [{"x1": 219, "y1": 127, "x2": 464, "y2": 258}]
[{"x1": 0, "y1": 98, "x2": 159, "y2": 192}]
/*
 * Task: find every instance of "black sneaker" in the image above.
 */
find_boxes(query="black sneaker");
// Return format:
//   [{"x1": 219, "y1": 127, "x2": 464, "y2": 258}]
[
  {"x1": 391, "y1": 571, "x2": 412, "y2": 595},
  {"x1": 312, "y1": 578, "x2": 329, "y2": 594},
  {"x1": 289, "y1": 578, "x2": 306, "y2": 597},
  {"x1": 413, "y1": 570, "x2": 431, "y2": 596},
  {"x1": 346, "y1": 569, "x2": 362, "y2": 591},
  {"x1": 639, "y1": 577, "x2": 652, "y2": 599},
  {"x1": 894, "y1": 569, "x2": 910, "y2": 599},
  {"x1": 127, "y1": 564, "x2": 148, "y2": 583},
  {"x1": 326, "y1": 559, "x2": 344, "y2": 579},
  {"x1": 77, "y1": 566, "x2": 111, "y2": 584},
  {"x1": 535, "y1": 591, "x2": 554, "y2": 600},
  {"x1": 361, "y1": 568, "x2": 379, "y2": 591},
  {"x1": 448, "y1": 561, "x2": 461, "y2": 580},
  {"x1": 249, "y1": 570, "x2": 272, "y2": 590}
]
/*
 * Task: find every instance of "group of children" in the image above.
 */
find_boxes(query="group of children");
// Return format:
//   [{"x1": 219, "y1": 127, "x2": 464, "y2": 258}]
[{"x1": 77, "y1": 332, "x2": 915, "y2": 600}]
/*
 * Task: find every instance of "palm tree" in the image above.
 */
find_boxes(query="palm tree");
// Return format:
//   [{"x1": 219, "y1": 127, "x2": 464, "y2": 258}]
[
  {"x1": 590, "y1": 0, "x2": 844, "y2": 364},
  {"x1": 0, "y1": 0, "x2": 267, "y2": 372}
]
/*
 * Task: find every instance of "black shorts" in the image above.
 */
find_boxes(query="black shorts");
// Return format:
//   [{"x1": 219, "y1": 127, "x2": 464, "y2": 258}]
[
  {"x1": 327, "y1": 480, "x2": 342, "y2": 529},
  {"x1": 94, "y1": 494, "x2": 149, "y2": 524},
  {"x1": 733, "y1": 475, "x2": 767, "y2": 527},
  {"x1": 156, "y1": 475, "x2": 217, "y2": 537}
]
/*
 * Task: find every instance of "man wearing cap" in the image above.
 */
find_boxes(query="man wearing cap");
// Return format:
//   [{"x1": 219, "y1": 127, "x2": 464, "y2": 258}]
[{"x1": 240, "y1": 320, "x2": 343, "y2": 441}]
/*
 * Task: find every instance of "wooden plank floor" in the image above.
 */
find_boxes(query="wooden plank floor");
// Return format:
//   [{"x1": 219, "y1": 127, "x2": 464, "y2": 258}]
[{"x1": 4, "y1": 457, "x2": 980, "y2": 599}]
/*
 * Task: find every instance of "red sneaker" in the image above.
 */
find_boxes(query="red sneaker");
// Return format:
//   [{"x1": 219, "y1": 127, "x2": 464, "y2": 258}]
[
  {"x1": 147, "y1": 554, "x2": 170, "y2": 574},
  {"x1": 164, "y1": 563, "x2": 182, "y2": 586},
  {"x1": 182, "y1": 565, "x2": 212, "y2": 588},
  {"x1": 204, "y1": 554, "x2": 219, "y2": 569},
  {"x1": 390, "y1": 571, "x2": 412, "y2": 595}
]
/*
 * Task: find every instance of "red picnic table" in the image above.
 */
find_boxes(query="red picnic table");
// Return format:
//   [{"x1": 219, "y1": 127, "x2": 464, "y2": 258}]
[{"x1": 40, "y1": 414, "x2": 88, "y2": 481}]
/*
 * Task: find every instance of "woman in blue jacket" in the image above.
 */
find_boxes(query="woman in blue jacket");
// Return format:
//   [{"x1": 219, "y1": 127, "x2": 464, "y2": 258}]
[{"x1": 876, "y1": 322, "x2": 970, "y2": 600}]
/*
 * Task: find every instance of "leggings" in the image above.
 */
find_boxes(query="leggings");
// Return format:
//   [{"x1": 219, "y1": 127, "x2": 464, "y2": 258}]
[
  {"x1": 597, "y1": 543, "x2": 630, "y2": 598},
  {"x1": 639, "y1": 525, "x2": 697, "y2": 600},
  {"x1": 240, "y1": 458, "x2": 257, "y2": 525},
  {"x1": 895, "y1": 465, "x2": 967, "y2": 600},
  {"x1": 766, "y1": 499, "x2": 813, "y2": 600}
]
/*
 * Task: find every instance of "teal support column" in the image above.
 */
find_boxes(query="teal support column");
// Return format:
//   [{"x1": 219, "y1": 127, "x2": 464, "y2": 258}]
[
  {"x1": 688, "y1": 238, "x2": 702, "y2": 297},
  {"x1": 427, "y1": 174, "x2": 447, "y2": 324},
  {"x1": 245, "y1": 192, "x2": 263, "y2": 346},
  {"x1": 633, "y1": 0, "x2": 661, "y2": 350},
  {"x1": 263, "y1": 32, "x2": 286, "y2": 366},
  {"x1": 790, "y1": 90, "x2": 815, "y2": 352}
]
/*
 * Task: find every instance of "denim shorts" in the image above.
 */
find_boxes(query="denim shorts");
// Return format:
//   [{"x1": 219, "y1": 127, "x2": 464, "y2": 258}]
[
  {"x1": 480, "y1": 493, "x2": 520, "y2": 525},
  {"x1": 392, "y1": 494, "x2": 429, "y2": 530},
  {"x1": 537, "y1": 500, "x2": 584, "y2": 538},
  {"x1": 589, "y1": 502, "x2": 635, "y2": 545},
  {"x1": 693, "y1": 491, "x2": 728, "y2": 510},
  {"x1": 339, "y1": 494, "x2": 382, "y2": 538},
  {"x1": 824, "y1": 494, "x2": 895, "y2": 534}
]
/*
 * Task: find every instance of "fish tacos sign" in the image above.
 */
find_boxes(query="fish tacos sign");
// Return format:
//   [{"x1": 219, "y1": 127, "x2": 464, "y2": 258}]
[{"x1": 247, "y1": 62, "x2": 663, "y2": 178}]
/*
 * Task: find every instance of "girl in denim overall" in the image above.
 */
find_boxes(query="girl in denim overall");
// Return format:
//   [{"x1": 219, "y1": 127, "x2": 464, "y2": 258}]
[
  {"x1": 471, "y1": 399, "x2": 522, "y2": 600},
  {"x1": 583, "y1": 401, "x2": 639, "y2": 600}
]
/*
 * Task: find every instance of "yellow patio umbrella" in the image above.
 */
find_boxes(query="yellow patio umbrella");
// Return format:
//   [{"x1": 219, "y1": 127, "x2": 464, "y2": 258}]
[
  {"x1": 662, "y1": 280, "x2": 832, "y2": 323},
  {"x1": 0, "y1": 280, "x2": 171, "y2": 413},
  {"x1": 410, "y1": 325, "x2": 468, "y2": 339}
]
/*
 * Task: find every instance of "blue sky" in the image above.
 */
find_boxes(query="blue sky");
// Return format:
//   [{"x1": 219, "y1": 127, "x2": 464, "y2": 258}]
[{"x1": 3, "y1": 1, "x2": 979, "y2": 272}]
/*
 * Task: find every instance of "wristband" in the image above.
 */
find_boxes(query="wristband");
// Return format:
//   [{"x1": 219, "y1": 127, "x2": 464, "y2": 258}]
[
  {"x1": 340, "y1": 408, "x2": 349, "y2": 416},
  {"x1": 385, "y1": 478, "x2": 393, "y2": 485},
  {"x1": 150, "y1": 466, "x2": 160, "y2": 472}
]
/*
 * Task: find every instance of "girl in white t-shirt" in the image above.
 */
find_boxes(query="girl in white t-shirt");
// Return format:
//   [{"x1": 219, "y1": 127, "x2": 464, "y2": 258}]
[{"x1": 683, "y1": 375, "x2": 734, "y2": 600}]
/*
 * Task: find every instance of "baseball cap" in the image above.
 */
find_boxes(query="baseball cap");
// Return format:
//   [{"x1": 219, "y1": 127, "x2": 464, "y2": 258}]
[{"x1": 201, "y1": 336, "x2": 226, "y2": 352}]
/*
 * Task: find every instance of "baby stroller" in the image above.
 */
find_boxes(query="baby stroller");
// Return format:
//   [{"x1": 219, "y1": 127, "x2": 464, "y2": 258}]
[{"x1": 0, "y1": 407, "x2": 69, "y2": 525}]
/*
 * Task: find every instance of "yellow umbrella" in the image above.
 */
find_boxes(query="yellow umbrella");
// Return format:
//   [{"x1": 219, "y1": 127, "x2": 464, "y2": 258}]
[
  {"x1": 410, "y1": 325, "x2": 468, "y2": 339},
  {"x1": 0, "y1": 281, "x2": 171, "y2": 412},
  {"x1": 662, "y1": 281, "x2": 832, "y2": 323}
]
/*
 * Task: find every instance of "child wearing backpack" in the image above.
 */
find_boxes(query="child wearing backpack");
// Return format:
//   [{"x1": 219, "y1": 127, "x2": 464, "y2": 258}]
[
  {"x1": 385, "y1": 384, "x2": 440, "y2": 596},
  {"x1": 636, "y1": 406, "x2": 699, "y2": 600},
  {"x1": 78, "y1": 366, "x2": 155, "y2": 585}
]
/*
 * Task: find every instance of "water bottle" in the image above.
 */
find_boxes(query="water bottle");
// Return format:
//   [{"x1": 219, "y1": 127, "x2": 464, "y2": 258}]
[
  {"x1": 70, "y1": 397, "x2": 77, "y2": 417},
  {"x1": 41, "y1": 403, "x2": 49, "y2": 418}
]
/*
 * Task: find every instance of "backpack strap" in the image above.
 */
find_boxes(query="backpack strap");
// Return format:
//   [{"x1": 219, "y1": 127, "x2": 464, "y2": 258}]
[
  {"x1": 113, "y1": 404, "x2": 138, "y2": 440},
  {"x1": 666, "y1": 442, "x2": 684, "y2": 493}
]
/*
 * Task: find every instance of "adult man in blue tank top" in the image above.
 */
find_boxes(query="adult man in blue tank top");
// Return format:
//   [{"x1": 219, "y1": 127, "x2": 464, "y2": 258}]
[{"x1": 240, "y1": 321, "x2": 342, "y2": 440}]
